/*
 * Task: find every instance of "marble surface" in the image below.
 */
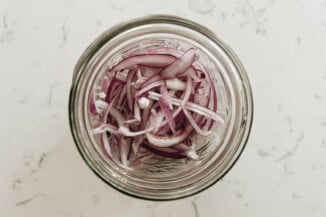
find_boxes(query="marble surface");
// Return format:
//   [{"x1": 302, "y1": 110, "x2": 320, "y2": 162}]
[{"x1": 1, "y1": 0, "x2": 326, "y2": 216}]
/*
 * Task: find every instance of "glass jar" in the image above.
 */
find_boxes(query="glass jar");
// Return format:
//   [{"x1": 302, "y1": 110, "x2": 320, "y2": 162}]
[{"x1": 69, "y1": 15, "x2": 253, "y2": 200}]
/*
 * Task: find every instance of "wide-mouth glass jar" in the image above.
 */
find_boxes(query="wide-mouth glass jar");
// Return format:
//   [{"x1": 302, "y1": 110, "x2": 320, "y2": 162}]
[{"x1": 69, "y1": 15, "x2": 253, "y2": 200}]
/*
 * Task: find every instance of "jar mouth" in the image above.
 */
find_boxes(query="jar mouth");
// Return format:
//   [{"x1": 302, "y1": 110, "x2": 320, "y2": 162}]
[{"x1": 69, "y1": 15, "x2": 254, "y2": 201}]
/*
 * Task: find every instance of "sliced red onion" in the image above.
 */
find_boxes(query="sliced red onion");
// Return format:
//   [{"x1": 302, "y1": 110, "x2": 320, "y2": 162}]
[
  {"x1": 135, "y1": 80, "x2": 163, "y2": 97},
  {"x1": 136, "y1": 68, "x2": 142, "y2": 79},
  {"x1": 118, "y1": 137, "x2": 129, "y2": 166},
  {"x1": 183, "y1": 108, "x2": 212, "y2": 136},
  {"x1": 115, "y1": 73, "x2": 127, "y2": 82},
  {"x1": 138, "y1": 96, "x2": 150, "y2": 109},
  {"x1": 140, "y1": 74, "x2": 162, "y2": 89},
  {"x1": 160, "y1": 85, "x2": 172, "y2": 110},
  {"x1": 109, "y1": 107, "x2": 125, "y2": 127},
  {"x1": 105, "y1": 72, "x2": 118, "y2": 102},
  {"x1": 149, "y1": 109, "x2": 164, "y2": 133},
  {"x1": 134, "y1": 102, "x2": 141, "y2": 121},
  {"x1": 90, "y1": 48, "x2": 223, "y2": 167},
  {"x1": 124, "y1": 118, "x2": 139, "y2": 124},
  {"x1": 94, "y1": 100, "x2": 108, "y2": 114},
  {"x1": 158, "y1": 98, "x2": 176, "y2": 134},
  {"x1": 160, "y1": 48, "x2": 196, "y2": 79},
  {"x1": 126, "y1": 70, "x2": 136, "y2": 111},
  {"x1": 117, "y1": 86, "x2": 126, "y2": 107},
  {"x1": 101, "y1": 133, "x2": 113, "y2": 160},
  {"x1": 157, "y1": 106, "x2": 182, "y2": 130},
  {"x1": 165, "y1": 78, "x2": 186, "y2": 90},
  {"x1": 132, "y1": 136, "x2": 143, "y2": 154},
  {"x1": 118, "y1": 126, "x2": 151, "y2": 137},
  {"x1": 148, "y1": 91, "x2": 224, "y2": 124},
  {"x1": 89, "y1": 91, "x2": 97, "y2": 115},
  {"x1": 112, "y1": 54, "x2": 176, "y2": 71},
  {"x1": 100, "y1": 76, "x2": 110, "y2": 93},
  {"x1": 108, "y1": 84, "x2": 123, "y2": 103},
  {"x1": 146, "y1": 126, "x2": 193, "y2": 147},
  {"x1": 181, "y1": 76, "x2": 192, "y2": 106},
  {"x1": 188, "y1": 68, "x2": 201, "y2": 82},
  {"x1": 141, "y1": 100, "x2": 153, "y2": 129},
  {"x1": 141, "y1": 47, "x2": 184, "y2": 56},
  {"x1": 93, "y1": 123, "x2": 118, "y2": 134},
  {"x1": 139, "y1": 65, "x2": 161, "y2": 77}
]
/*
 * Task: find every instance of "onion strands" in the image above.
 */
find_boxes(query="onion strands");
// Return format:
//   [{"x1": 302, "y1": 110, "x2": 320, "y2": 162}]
[{"x1": 89, "y1": 48, "x2": 224, "y2": 168}]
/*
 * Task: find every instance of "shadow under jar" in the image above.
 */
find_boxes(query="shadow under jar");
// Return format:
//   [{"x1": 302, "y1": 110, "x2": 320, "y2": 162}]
[{"x1": 69, "y1": 15, "x2": 253, "y2": 200}]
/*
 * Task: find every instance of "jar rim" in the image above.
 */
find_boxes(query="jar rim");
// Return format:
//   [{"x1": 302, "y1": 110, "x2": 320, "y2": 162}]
[{"x1": 69, "y1": 15, "x2": 254, "y2": 201}]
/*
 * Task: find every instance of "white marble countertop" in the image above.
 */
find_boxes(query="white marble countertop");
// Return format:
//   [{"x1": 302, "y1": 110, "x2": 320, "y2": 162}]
[{"x1": 1, "y1": 0, "x2": 326, "y2": 216}]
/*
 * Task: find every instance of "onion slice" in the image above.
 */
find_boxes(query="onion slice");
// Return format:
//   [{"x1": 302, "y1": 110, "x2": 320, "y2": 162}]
[
  {"x1": 165, "y1": 78, "x2": 186, "y2": 91},
  {"x1": 111, "y1": 54, "x2": 176, "y2": 71},
  {"x1": 160, "y1": 48, "x2": 196, "y2": 79},
  {"x1": 146, "y1": 126, "x2": 193, "y2": 147},
  {"x1": 118, "y1": 126, "x2": 152, "y2": 137},
  {"x1": 126, "y1": 70, "x2": 136, "y2": 111}
]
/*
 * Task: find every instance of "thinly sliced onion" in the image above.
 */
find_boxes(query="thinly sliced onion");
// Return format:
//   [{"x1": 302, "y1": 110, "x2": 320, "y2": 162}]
[
  {"x1": 157, "y1": 106, "x2": 182, "y2": 131},
  {"x1": 134, "y1": 102, "x2": 141, "y2": 121},
  {"x1": 139, "y1": 65, "x2": 161, "y2": 77},
  {"x1": 158, "y1": 97, "x2": 176, "y2": 134},
  {"x1": 165, "y1": 78, "x2": 186, "y2": 90},
  {"x1": 108, "y1": 107, "x2": 125, "y2": 127},
  {"x1": 135, "y1": 80, "x2": 163, "y2": 97},
  {"x1": 118, "y1": 137, "x2": 129, "y2": 166},
  {"x1": 117, "y1": 86, "x2": 126, "y2": 107},
  {"x1": 160, "y1": 85, "x2": 172, "y2": 110},
  {"x1": 148, "y1": 91, "x2": 224, "y2": 124},
  {"x1": 183, "y1": 108, "x2": 212, "y2": 136},
  {"x1": 126, "y1": 70, "x2": 136, "y2": 111},
  {"x1": 100, "y1": 76, "x2": 110, "y2": 93},
  {"x1": 140, "y1": 74, "x2": 162, "y2": 89},
  {"x1": 146, "y1": 126, "x2": 193, "y2": 147},
  {"x1": 101, "y1": 133, "x2": 113, "y2": 159},
  {"x1": 132, "y1": 136, "x2": 143, "y2": 154},
  {"x1": 118, "y1": 126, "x2": 151, "y2": 137},
  {"x1": 90, "y1": 48, "x2": 224, "y2": 167},
  {"x1": 94, "y1": 100, "x2": 108, "y2": 114},
  {"x1": 160, "y1": 48, "x2": 196, "y2": 79},
  {"x1": 181, "y1": 76, "x2": 192, "y2": 106},
  {"x1": 158, "y1": 84, "x2": 176, "y2": 133},
  {"x1": 141, "y1": 100, "x2": 153, "y2": 129},
  {"x1": 188, "y1": 68, "x2": 201, "y2": 82},
  {"x1": 124, "y1": 119, "x2": 139, "y2": 124},
  {"x1": 112, "y1": 54, "x2": 176, "y2": 71},
  {"x1": 149, "y1": 110, "x2": 164, "y2": 133},
  {"x1": 89, "y1": 91, "x2": 97, "y2": 115},
  {"x1": 93, "y1": 123, "x2": 118, "y2": 134},
  {"x1": 115, "y1": 73, "x2": 127, "y2": 82}
]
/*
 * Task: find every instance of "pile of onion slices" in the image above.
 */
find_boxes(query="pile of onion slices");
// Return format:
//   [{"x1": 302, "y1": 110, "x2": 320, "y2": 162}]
[{"x1": 89, "y1": 48, "x2": 224, "y2": 168}]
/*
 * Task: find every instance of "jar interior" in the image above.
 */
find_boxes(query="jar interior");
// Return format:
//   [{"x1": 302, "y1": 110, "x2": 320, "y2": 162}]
[
  {"x1": 70, "y1": 18, "x2": 252, "y2": 200},
  {"x1": 85, "y1": 34, "x2": 232, "y2": 182}
]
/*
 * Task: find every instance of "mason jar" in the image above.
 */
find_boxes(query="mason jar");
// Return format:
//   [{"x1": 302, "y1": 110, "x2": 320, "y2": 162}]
[{"x1": 69, "y1": 15, "x2": 253, "y2": 200}]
